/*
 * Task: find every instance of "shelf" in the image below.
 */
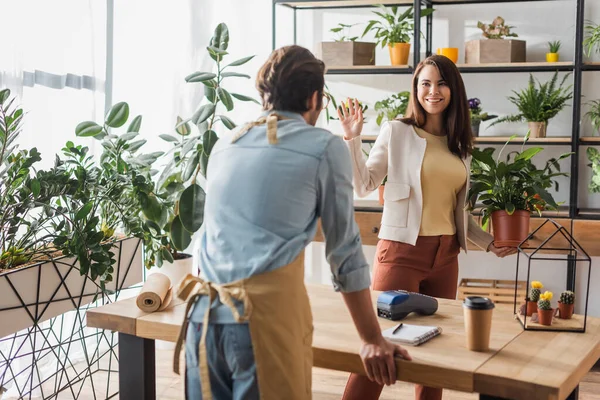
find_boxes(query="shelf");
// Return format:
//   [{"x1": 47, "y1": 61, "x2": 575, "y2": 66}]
[
  {"x1": 579, "y1": 137, "x2": 600, "y2": 145},
  {"x1": 475, "y1": 136, "x2": 572, "y2": 145},
  {"x1": 276, "y1": 0, "x2": 410, "y2": 9},
  {"x1": 457, "y1": 62, "x2": 574, "y2": 73},
  {"x1": 326, "y1": 65, "x2": 413, "y2": 75},
  {"x1": 582, "y1": 62, "x2": 600, "y2": 71},
  {"x1": 576, "y1": 209, "x2": 600, "y2": 220}
]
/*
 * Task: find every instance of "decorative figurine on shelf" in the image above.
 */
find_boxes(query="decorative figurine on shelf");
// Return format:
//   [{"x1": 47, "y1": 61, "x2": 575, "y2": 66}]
[
  {"x1": 527, "y1": 281, "x2": 543, "y2": 316},
  {"x1": 537, "y1": 291, "x2": 554, "y2": 326},
  {"x1": 557, "y1": 290, "x2": 575, "y2": 319}
]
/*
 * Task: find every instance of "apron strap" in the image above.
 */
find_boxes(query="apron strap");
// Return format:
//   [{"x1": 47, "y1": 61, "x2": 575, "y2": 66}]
[
  {"x1": 173, "y1": 274, "x2": 252, "y2": 400},
  {"x1": 231, "y1": 113, "x2": 290, "y2": 145}
]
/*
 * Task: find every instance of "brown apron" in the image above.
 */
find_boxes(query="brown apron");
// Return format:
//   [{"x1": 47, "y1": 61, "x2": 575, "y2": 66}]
[{"x1": 173, "y1": 114, "x2": 312, "y2": 400}]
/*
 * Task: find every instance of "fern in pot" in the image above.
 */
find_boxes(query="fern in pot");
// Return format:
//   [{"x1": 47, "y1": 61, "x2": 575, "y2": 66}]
[
  {"x1": 468, "y1": 133, "x2": 572, "y2": 247},
  {"x1": 489, "y1": 72, "x2": 573, "y2": 138}
]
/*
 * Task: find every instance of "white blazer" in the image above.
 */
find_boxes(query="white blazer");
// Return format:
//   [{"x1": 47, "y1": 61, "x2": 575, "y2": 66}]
[{"x1": 345, "y1": 120, "x2": 493, "y2": 252}]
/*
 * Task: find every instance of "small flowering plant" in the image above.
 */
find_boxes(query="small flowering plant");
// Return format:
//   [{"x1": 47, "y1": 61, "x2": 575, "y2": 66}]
[
  {"x1": 537, "y1": 291, "x2": 554, "y2": 310},
  {"x1": 468, "y1": 98, "x2": 497, "y2": 123},
  {"x1": 477, "y1": 16, "x2": 519, "y2": 40},
  {"x1": 529, "y1": 281, "x2": 543, "y2": 302}
]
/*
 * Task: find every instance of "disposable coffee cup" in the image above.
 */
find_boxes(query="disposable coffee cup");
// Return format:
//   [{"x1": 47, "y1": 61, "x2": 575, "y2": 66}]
[{"x1": 463, "y1": 296, "x2": 494, "y2": 352}]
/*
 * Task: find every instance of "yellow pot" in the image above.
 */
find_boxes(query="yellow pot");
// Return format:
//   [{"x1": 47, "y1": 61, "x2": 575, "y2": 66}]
[
  {"x1": 546, "y1": 52, "x2": 559, "y2": 62},
  {"x1": 388, "y1": 43, "x2": 411, "y2": 66}
]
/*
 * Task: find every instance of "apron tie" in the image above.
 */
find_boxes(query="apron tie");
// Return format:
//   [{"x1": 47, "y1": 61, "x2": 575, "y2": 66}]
[
  {"x1": 231, "y1": 113, "x2": 290, "y2": 145},
  {"x1": 173, "y1": 274, "x2": 252, "y2": 400}
]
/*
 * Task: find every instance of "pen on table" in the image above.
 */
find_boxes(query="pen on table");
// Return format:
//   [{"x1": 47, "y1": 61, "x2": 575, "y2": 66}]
[{"x1": 392, "y1": 323, "x2": 403, "y2": 334}]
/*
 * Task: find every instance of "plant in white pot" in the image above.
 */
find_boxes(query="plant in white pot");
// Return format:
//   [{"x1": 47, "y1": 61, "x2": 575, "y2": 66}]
[
  {"x1": 468, "y1": 133, "x2": 572, "y2": 247},
  {"x1": 362, "y1": 5, "x2": 434, "y2": 66},
  {"x1": 489, "y1": 72, "x2": 573, "y2": 138}
]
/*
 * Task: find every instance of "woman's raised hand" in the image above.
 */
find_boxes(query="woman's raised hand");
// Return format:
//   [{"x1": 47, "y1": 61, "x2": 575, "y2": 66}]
[{"x1": 338, "y1": 97, "x2": 364, "y2": 140}]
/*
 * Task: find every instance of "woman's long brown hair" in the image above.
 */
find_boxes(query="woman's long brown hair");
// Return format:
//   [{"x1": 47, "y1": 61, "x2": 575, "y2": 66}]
[{"x1": 401, "y1": 55, "x2": 473, "y2": 158}]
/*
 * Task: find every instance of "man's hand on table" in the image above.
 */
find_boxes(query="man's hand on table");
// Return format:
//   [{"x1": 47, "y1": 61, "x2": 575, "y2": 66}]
[{"x1": 360, "y1": 336, "x2": 412, "y2": 386}]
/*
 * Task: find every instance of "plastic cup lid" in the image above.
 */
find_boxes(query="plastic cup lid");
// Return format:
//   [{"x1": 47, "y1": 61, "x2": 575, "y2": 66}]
[{"x1": 463, "y1": 296, "x2": 495, "y2": 310}]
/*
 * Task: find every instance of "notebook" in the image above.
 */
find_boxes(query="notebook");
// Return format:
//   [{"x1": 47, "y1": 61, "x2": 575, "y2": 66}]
[{"x1": 382, "y1": 323, "x2": 442, "y2": 346}]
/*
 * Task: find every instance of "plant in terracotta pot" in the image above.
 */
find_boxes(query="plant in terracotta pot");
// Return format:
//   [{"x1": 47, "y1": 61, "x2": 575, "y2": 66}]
[
  {"x1": 546, "y1": 40, "x2": 561, "y2": 63},
  {"x1": 375, "y1": 91, "x2": 410, "y2": 126},
  {"x1": 537, "y1": 291, "x2": 554, "y2": 326},
  {"x1": 468, "y1": 133, "x2": 572, "y2": 247},
  {"x1": 468, "y1": 97, "x2": 497, "y2": 136},
  {"x1": 362, "y1": 5, "x2": 434, "y2": 66},
  {"x1": 557, "y1": 290, "x2": 575, "y2": 319},
  {"x1": 526, "y1": 281, "x2": 543, "y2": 316},
  {"x1": 489, "y1": 71, "x2": 573, "y2": 138}
]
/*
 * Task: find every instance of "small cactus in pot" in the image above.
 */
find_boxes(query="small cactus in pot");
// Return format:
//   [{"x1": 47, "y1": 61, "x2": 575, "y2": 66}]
[
  {"x1": 557, "y1": 290, "x2": 575, "y2": 319},
  {"x1": 537, "y1": 291, "x2": 554, "y2": 326},
  {"x1": 526, "y1": 281, "x2": 543, "y2": 316}
]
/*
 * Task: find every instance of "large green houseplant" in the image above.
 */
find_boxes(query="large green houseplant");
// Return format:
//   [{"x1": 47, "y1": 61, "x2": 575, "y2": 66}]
[
  {"x1": 362, "y1": 5, "x2": 434, "y2": 66},
  {"x1": 468, "y1": 133, "x2": 572, "y2": 247},
  {"x1": 489, "y1": 72, "x2": 573, "y2": 138}
]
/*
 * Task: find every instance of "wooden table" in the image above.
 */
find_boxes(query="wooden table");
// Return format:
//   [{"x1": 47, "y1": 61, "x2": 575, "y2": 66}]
[{"x1": 87, "y1": 285, "x2": 600, "y2": 400}]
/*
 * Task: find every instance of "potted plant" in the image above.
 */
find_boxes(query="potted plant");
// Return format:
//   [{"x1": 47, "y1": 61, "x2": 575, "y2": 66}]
[
  {"x1": 584, "y1": 99, "x2": 600, "y2": 136},
  {"x1": 587, "y1": 147, "x2": 600, "y2": 194},
  {"x1": 465, "y1": 16, "x2": 524, "y2": 64},
  {"x1": 375, "y1": 91, "x2": 410, "y2": 126},
  {"x1": 546, "y1": 40, "x2": 561, "y2": 62},
  {"x1": 321, "y1": 23, "x2": 376, "y2": 67},
  {"x1": 584, "y1": 21, "x2": 600, "y2": 59},
  {"x1": 537, "y1": 291, "x2": 554, "y2": 326},
  {"x1": 362, "y1": 5, "x2": 434, "y2": 66},
  {"x1": 557, "y1": 290, "x2": 575, "y2": 319},
  {"x1": 155, "y1": 23, "x2": 258, "y2": 279},
  {"x1": 468, "y1": 97, "x2": 497, "y2": 136},
  {"x1": 468, "y1": 133, "x2": 572, "y2": 247},
  {"x1": 526, "y1": 281, "x2": 543, "y2": 316},
  {"x1": 489, "y1": 72, "x2": 573, "y2": 138}
]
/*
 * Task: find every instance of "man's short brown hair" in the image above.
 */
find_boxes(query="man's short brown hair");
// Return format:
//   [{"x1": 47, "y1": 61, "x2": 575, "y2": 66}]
[{"x1": 256, "y1": 45, "x2": 325, "y2": 113}]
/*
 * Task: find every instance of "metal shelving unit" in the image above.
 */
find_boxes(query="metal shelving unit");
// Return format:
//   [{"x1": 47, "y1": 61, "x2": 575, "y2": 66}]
[{"x1": 272, "y1": 0, "x2": 599, "y2": 220}]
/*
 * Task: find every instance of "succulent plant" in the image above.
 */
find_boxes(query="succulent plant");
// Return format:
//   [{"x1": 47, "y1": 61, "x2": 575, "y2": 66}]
[
  {"x1": 559, "y1": 290, "x2": 575, "y2": 305},
  {"x1": 529, "y1": 281, "x2": 543, "y2": 302},
  {"x1": 537, "y1": 291, "x2": 553, "y2": 310}
]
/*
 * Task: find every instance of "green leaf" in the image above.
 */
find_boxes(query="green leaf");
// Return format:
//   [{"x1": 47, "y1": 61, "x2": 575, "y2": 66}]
[
  {"x1": 0, "y1": 89, "x2": 10, "y2": 104},
  {"x1": 105, "y1": 102, "x2": 130, "y2": 128},
  {"x1": 226, "y1": 55, "x2": 255, "y2": 68},
  {"x1": 161, "y1": 247, "x2": 175, "y2": 264},
  {"x1": 127, "y1": 139, "x2": 146, "y2": 153},
  {"x1": 221, "y1": 72, "x2": 251, "y2": 79},
  {"x1": 192, "y1": 104, "x2": 216, "y2": 125},
  {"x1": 205, "y1": 85, "x2": 217, "y2": 103},
  {"x1": 76, "y1": 121, "x2": 103, "y2": 137},
  {"x1": 170, "y1": 215, "x2": 192, "y2": 251},
  {"x1": 231, "y1": 93, "x2": 260, "y2": 104},
  {"x1": 179, "y1": 184, "x2": 206, "y2": 233},
  {"x1": 175, "y1": 116, "x2": 191, "y2": 136},
  {"x1": 140, "y1": 192, "x2": 163, "y2": 223},
  {"x1": 505, "y1": 202, "x2": 516, "y2": 215},
  {"x1": 220, "y1": 115, "x2": 236, "y2": 130},
  {"x1": 211, "y1": 23, "x2": 230, "y2": 50},
  {"x1": 127, "y1": 115, "x2": 142, "y2": 133},
  {"x1": 75, "y1": 201, "x2": 94, "y2": 222},
  {"x1": 515, "y1": 147, "x2": 543, "y2": 161},
  {"x1": 203, "y1": 130, "x2": 219, "y2": 155},
  {"x1": 217, "y1": 88, "x2": 234, "y2": 111},
  {"x1": 182, "y1": 152, "x2": 200, "y2": 182},
  {"x1": 120, "y1": 132, "x2": 139, "y2": 141},
  {"x1": 159, "y1": 134, "x2": 179, "y2": 143},
  {"x1": 30, "y1": 179, "x2": 41, "y2": 197},
  {"x1": 185, "y1": 72, "x2": 217, "y2": 83}
]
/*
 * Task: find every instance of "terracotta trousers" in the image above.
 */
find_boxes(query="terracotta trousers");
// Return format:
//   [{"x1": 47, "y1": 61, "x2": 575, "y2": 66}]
[{"x1": 342, "y1": 235, "x2": 460, "y2": 400}]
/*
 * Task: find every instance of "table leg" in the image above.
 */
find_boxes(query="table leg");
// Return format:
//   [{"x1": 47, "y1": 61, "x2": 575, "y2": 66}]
[
  {"x1": 119, "y1": 333, "x2": 156, "y2": 400},
  {"x1": 479, "y1": 386, "x2": 579, "y2": 400}
]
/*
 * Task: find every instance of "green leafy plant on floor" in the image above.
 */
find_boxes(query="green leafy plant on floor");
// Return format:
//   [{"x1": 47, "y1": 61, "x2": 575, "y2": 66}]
[
  {"x1": 489, "y1": 72, "x2": 573, "y2": 127},
  {"x1": 587, "y1": 147, "x2": 600, "y2": 194},
  {"x1": 153, "y1": 23, "x2": 259, "y2": 259},
  {"x1": 375, "y1": 91, "x2": 410, "y2": 126},
  {"x1": 468, "y1": 132, "x2": 572, "y2": 228}
]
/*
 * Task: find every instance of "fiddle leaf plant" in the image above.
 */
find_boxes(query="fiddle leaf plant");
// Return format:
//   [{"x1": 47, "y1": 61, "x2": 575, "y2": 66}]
[
  {"x1": 468, "y1": 132, "x2": 572, "y2": 228},
  {"x1": 155, "y1": 22, "x2": 259, "y2": 257}
]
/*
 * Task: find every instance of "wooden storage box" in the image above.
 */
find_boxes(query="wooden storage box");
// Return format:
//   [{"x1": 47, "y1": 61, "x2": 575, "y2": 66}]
[
  {"x1": 464, "y1": 39, "x2": 526, "y2": 64},
  {"x1": 457, "y1": 278, "x2": 526, "y2": 305},
  {"x1": 320, "y1": 41, "x2": 376, "y2": 67}
]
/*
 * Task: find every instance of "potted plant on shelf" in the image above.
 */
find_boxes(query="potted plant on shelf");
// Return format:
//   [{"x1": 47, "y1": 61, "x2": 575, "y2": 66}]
[
  {"x1": 362, "y1": 5, "x2": 434, "y2": 66},
  {"x1": 587, "y1": 148, "x2": 600, "y2": 194},
  {"x1": 375, "y1": 91, "x2": 410, "y2": 126},
  {"x1": 489, "y1": 72, "x2": 573, "y2": 138},
  {"x1": 584, "y1": 21, "x2": 600, "y2": 59},
  {"x1": 537, "y1": 291, "x2": 554, "y2": 326},
  {"x1": 468, "y1": 97, "x2": 497, "y2": 136},
  {"x1": 468, "y1": 133, "x2": 572, "y2": 247},
  {"x1": 584, "y1": 99, "x2": 600, "y2": 136},
  {"x1": 546, "y1": 40, "x2": 561, "y2": 63},
  {"x1": 526, "y1": 281, "x2": 543, "y2": 316},
  {"x1": 321, "y1": 23, "x2": 376, "y2": 67},
  {"x1": 557, "y1": 290, "x2": 575, "y2": 319},
  {"x1": 465, "y1": 16, "x2": 525, "y2": 64}
]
